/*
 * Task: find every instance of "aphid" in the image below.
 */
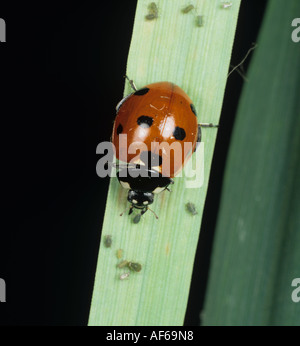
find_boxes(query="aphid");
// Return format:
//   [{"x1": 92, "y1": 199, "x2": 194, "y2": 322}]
[
  {"x1": 133, "y1": 213, "x2": 142, "y2": 224},
  {"x1": 196, "y1": 15, "x2": 204, "y2": 27},
  {"x1": 117, "y1": 260, "x2": 129, "y2": 269},
  {"x1": 186, "y1": 202, "x2": 198, "y2": 215},
  {"x1": 128, "y1": 262, "x2": 142, "y2": 272},
  {"x1": 145, "y1": 2, "x2": 158, "y2": 20},
  {"x1": 145, "y1": 13, "x2": 157, "y2": 20},
  {"x1": 104, "y1": 235, "x2": 112, "y2": 248},
  {"x1": 116, "y1": 249, "x2": 123, "y2": 259},
  {"x1": 221, "y1": 2, "x2": 232, "y2": 9},
  {"x1": 120, "y1": 272, "x2": 130, "y2": 280},
  {"x1": 148, "y1": 2, "x2": 158, "y2": 15},
  {"x1": 182, "y1": 4, "x2": 195, "y2": 14}
]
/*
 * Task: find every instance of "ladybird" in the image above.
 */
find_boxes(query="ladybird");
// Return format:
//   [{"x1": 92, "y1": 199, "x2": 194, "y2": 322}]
[{"x1": 112, "y1": 80, "x2": 202, "y2": 218}]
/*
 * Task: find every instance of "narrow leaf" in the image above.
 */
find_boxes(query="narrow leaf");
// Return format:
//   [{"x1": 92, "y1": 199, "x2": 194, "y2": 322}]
[
  {"x1": 202, "y1": 0, "x2": 300, "y2": 326},
  {"x1": 89, "y1": 0, "x2": 241, "y2": 326}
]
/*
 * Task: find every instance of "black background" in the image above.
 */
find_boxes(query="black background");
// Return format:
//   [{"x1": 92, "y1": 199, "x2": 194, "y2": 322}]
[{"x1": 0, "y1": 0, "x2": 267, "y2": 325}]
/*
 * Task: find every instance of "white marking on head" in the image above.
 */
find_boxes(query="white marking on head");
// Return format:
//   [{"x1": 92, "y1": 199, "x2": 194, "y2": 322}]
[
  {"x1": 132, "y1": 199, "x2": 138, "y2": 204},
  {"x1": 143, "y1": 201, "x2": 149, "y2": 205},
  {"x1": 132, "y1": 159, "x2": 145, "y2": 166},
  {"x1": 153, "y1": 187, "x2": 165, "y2": 194},
  {"x1": 120, "y1": 181, "x2": 131, "y2": 189}
]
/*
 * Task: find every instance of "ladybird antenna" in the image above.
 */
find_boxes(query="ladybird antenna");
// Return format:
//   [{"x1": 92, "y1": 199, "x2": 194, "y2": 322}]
[
  {"x1": 120, "y1": 205, "x2": 132, "y2": 217},
  {"x1": 147, "y1": 207, "x2": 159, "y2": 219},
  {"x1": 201, "y1": 45, "x2": 257, "y2": 129},
  {"x1": 107, "y1": 162, "x2": 137, "y2": 170},
  {"x1": 106, "y1": 162, "x2": 119, "y2": 169},
  {"x1": 124, "y1": 75, "x2": 137, "y2": 91}
]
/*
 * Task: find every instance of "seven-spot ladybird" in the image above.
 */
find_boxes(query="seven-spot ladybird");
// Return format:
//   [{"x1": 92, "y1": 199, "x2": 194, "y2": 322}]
[{"x1": 112, "y1": 80, "x2": 202, "y2": 217}]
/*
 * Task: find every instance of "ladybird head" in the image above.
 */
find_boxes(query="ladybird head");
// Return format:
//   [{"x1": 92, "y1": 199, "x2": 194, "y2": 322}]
[{"x1": 127, "y1": 190, "x2": 154, "y2": 208}]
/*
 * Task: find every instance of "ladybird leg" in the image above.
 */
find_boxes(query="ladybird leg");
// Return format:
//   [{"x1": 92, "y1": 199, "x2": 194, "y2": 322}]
[
  {"x1": 116, "y1": 76, "x2": 138, "y2": 112},
  {"x1": 166, "y1": 178, "x2": 174, "y2": 192},
  {"x1": 199, "y1": 123, "x2": 219, "y2": 128},
  {"x1": 128, "y1": 206, "x2": 134, "y2": 215},
  {"x1": 120, "y1": 205, "x2": 133, "y2": 216},
  {"x1": 108, "y1": 162, "x2": 136, "y2": 169},
  {"x1": 116, "y1": 92, "x2": 134, "y2": 113},
  {"x1": 197, "y1": 124, "x2": 202, "y2": 142},
  {"x1": 124, "y1": 75, "x2": 137, "y2": 91},
  {"x1": 140, "y1": 208, "x2": 147, "y2": 216},
  {"x1": 165, "y1": 184, "x2": 174, "y2": 192},
  {"x1": 195, "y1": 123, "x2": 218, "y2": 152}
]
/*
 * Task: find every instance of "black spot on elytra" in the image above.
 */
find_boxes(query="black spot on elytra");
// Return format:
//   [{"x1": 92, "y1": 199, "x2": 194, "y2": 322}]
[
  {"x1": 137, "y1": 115, "x2": 153, "y2": 128},
  {"x1": 134, "y1": 87, "x2": 150, "y2": 96},
  {"x1": 190, "y1": 104, "x2": 197, "y2": 116},
  {"x1": 140, "y1": 151, "x2": 163, "y2": 167},
  {"x1": 117, "y1": 124, "x2": 123, "y2": 135},
  {"x1": 173, "y1": 126, "x2": 186, "y2": 140}
]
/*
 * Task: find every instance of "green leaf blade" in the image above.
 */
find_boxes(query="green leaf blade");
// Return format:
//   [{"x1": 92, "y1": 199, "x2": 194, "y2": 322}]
[
  {"x1": 202, "y1": 0, "x2": 300, "y2": 326},
  {"x1": 89, "y1": 0, "x2": 241, "y2": 326}
]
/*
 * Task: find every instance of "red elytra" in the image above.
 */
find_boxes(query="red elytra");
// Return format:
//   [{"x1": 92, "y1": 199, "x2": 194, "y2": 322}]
[{"x1": 112, "y1": 82, "x2": 199, "y2": 178}]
